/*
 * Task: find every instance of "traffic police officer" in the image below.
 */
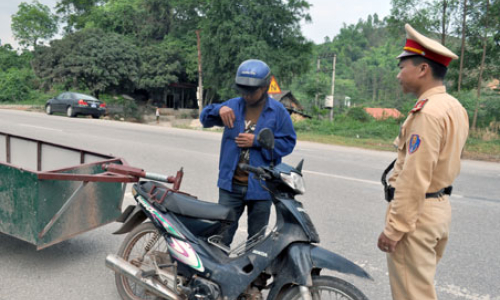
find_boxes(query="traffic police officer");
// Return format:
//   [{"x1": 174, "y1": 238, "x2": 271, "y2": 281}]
[{"x1": 377, "y1": 24, "x2": 469, "y2": 300}]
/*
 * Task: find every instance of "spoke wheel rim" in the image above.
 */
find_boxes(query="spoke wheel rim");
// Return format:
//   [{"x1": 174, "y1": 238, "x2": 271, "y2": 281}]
[{"x1": 120, "y1": 229, "x2": 168, "y2": 300}]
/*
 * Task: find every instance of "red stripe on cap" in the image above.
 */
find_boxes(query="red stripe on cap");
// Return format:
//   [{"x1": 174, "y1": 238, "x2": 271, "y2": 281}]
[{"x1": 404, "y1": 39, "x2": 452, "y2": 67}]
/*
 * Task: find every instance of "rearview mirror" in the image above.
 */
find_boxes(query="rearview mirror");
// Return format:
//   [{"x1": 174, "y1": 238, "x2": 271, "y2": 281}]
[{"x1": 257, "y1": 128, "x2": 275, "y2": 150}]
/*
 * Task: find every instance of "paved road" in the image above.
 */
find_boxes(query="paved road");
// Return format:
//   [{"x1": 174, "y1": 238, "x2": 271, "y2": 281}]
[{"x1": 0, "y1": 110, "x2": 498, "y2": 300}]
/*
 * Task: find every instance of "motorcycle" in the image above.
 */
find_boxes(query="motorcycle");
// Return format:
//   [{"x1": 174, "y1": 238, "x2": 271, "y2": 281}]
[{"x1": 104, "y1": 128, "x2": 372, "y2": 300}]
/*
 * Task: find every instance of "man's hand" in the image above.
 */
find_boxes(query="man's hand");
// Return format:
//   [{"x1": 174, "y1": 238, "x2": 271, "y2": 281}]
[
  {"x1": 377, "y1": 232, "x2": 398, "y2": 253},
  {"x1": 219, "y1": 106, "x2": 235, "y2": 128},
  {"x1": 235, "y1": 133, "x2": 255, "y2": 148}
]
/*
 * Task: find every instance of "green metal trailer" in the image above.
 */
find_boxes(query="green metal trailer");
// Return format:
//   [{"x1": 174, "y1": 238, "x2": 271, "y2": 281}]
[{"x1": 0, "y1": 131, "x2": 138, "y2": 250}]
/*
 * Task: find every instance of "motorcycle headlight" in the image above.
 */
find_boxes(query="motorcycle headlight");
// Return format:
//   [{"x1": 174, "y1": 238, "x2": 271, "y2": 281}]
[{"x1": 280, "y1": 172, "x2": 305, "y2": 194}]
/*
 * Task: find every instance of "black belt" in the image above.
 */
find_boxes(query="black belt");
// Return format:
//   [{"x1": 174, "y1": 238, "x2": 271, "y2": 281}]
[
  {"x1": 381, "y1": 159, "x2": 452, "y2": 202},
  {"x1": 425, "y1": 186, "x2": 453, "y2": 199}
]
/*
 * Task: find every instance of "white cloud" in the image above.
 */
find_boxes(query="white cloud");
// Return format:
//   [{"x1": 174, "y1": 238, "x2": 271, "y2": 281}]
[{"x1": 302, "y1": 0, "x2": 392, "y2": 43}]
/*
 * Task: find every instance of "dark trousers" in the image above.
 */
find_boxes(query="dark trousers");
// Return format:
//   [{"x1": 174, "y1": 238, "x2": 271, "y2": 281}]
[{"x1": 218, "y1": 184, "x2": 272, "y2": 246}]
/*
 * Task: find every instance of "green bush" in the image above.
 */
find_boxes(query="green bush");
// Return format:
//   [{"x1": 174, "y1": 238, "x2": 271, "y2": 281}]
[
  {"x1": 345, "y1": 106, "x2": 372, "y2": 122},
  {"x1": 100, "y1": 94, "x2": 142, "y2": 121},
  {"x1": 453, "y1": 90, "x2": 500, "y2": 128},
  {"x1": 0, "y1": 68, "x2": 35, "y2": 102}
]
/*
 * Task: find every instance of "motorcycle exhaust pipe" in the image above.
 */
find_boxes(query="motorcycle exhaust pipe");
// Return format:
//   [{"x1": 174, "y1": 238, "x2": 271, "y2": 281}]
[{"x1": 105, "y1": 254, "x2": 181, "y2": 300}]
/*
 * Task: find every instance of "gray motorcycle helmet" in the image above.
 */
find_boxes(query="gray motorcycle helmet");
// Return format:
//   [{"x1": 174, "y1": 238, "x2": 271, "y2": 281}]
[{"x1": 234, "y1": 59, "x2": 271, "y2": 94}]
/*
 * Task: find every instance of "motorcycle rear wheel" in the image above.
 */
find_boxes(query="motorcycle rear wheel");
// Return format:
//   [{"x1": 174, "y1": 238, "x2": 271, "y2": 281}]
[
  {"x1": 115, "y1": 222, "x2": 169, "y2": 300},
  {"x1": 277, "y1": 275, "x2": 368, "y2": 300}
]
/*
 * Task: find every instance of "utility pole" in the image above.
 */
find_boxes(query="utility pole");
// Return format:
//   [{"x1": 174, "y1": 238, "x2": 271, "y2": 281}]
[
  {"x1": 196, "y1": 30, "x2": 203, "y2": 118},
  {"x1": 329, "y1": 54, "x2": 336, "y2": 122},
  {"x1": 314, "y1": 58, "x2": 320, "y2": 108}
]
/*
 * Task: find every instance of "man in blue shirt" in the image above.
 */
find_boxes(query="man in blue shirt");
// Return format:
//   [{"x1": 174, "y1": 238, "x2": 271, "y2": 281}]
[{"x1": 200, "y1": 59, "x2": 296, "y2": 246}]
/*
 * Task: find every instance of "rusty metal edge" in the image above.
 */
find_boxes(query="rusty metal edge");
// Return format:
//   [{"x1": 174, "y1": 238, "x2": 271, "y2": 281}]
[
  {"x1": 46, "y1": 158, "x2": 126, "y2": 174},
  {"x1": 0, "y1": 130, "x2": 136, "y2": 182},
  {"x1": 35, "y1": 219, "x2": 119, "y2": 251},
  {"x1": 0, "y1": 231, "x2": 38, "y2": 249},
  {"x1": 37, "y1": 172, "x2": 138, "y2": 182},
  {"x1": 0, "y1": 131, "x2": 115, "y2": 160}
]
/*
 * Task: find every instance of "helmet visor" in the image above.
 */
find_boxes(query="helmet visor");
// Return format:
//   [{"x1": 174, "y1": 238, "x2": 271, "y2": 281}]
[{"x1": 234, "y1": 84, "x2": 262, "y2": 96}]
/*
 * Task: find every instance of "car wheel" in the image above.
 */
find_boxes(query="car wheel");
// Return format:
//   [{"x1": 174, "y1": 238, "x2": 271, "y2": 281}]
[
  {"x1": 92, "y1": 114, "x2": 100, "y2": 119},
  {"x1": 66, "y1": 106, "x2": 75, "y2": 118},
  {"x1": 45, "y1": 104, "x2": 53, "y2": 115}
]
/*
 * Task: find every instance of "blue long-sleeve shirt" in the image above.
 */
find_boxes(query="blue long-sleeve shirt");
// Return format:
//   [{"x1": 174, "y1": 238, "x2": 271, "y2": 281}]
[{"x1": 200, "y1": 96, "x2": 296, "y2": 200}]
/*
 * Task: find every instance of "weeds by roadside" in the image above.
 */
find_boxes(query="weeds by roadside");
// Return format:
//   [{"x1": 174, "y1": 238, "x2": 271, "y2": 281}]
[{"x1": 294, "y1": 118, "x2": 500, "y2": 162}]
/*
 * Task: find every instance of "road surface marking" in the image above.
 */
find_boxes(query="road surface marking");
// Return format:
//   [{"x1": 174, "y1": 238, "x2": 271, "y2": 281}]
[
  {"x1": 20, "y1": 124, "x2": 63, "y2": 132},
  {"x1": 303, "y1": 170, "x2": 466, "y2": 199},
  {"x1": 303, "y1": 170, "x2": 380, "y2": 186},
  {"x1": 437, "y1": 284, "x2": 500, "y2": 300}
]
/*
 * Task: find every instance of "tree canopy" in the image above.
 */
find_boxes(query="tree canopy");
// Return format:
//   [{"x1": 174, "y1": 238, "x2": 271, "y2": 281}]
[
  {"x1": 32, "y1": 28, "x2": 139, "y2": 97},
  {"x1": 5, "y1": 0, "x2": 499, "y2": 128},
  {"x1": 11, "y1": 0, "x2": 59, "y2": 49}
]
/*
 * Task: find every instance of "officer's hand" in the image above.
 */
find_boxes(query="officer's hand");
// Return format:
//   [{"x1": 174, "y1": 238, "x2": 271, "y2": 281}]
[
  {"x1": 219, "y1": 106, "x2": 235, "y2": 128},
  {"x1": 377, "y1": 232, "x2": 398, "y2": 253},
  {"x1": 235, "y1": 133, "x2": 255, "y2": 148}
]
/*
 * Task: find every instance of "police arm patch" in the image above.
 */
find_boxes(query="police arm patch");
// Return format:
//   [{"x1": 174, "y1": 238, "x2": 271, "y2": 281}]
[{"x1": 408, "y1": 134, "x2": 421, "y2": 154}]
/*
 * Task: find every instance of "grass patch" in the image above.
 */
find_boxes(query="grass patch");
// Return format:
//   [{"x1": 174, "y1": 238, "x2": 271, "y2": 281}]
[
  {"x1": 297, "y1": 131, "x2": 396, "y2": 152},
  {"x1": 463, "y1": 136, "x2": 500, "y2": 161},
  {"x1": 295, "y1": 118, "x2": 500, "y2": 162}
]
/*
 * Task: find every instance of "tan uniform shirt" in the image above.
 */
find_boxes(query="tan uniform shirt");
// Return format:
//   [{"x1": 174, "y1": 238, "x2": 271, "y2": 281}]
[{"x1": 385, "y1": 86, "x2": 469, "y2": 241}]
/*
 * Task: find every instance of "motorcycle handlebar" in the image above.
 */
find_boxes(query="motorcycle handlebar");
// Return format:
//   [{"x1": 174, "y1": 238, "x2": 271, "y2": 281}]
[{"x1": 239, "y1": 163, "x2": 270, "y2": 179}]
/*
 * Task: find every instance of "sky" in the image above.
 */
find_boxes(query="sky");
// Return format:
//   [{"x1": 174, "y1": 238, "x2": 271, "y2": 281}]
[{"x1": 1, "y1": 0, "x2": 392, "y2": 49}]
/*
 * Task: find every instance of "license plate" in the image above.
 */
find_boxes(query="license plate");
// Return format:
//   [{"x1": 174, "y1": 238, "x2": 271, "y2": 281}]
[{"x1": 91, "y1": 104, "x2": 97, "y2": 108}]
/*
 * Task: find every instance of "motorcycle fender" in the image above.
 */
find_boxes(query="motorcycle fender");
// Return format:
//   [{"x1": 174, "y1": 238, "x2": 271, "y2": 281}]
[
  {"x1": 310, "y1": 245, "x2": 372, "y2": 280},
  {"x1": 113, "y1": 205, "x2": 147, "y2": 235},
  {"x1": 267, "y1": 243, "x2": 372, "y2": 300}
]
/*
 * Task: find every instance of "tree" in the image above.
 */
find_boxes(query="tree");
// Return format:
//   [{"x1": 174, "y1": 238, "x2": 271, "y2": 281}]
[
  {"x1": 200, "y1": 0, "x2": 313, "y2": 102},
  {"x1": 87, "y1": 0, "x2": 175, "y2": 42},
  {"x1": 32, "y1": 28, "x2": 139, "y2": 97},
  {"x1": 85, "y1": 0, "x2": 143, "y2": 37},
  {"x1": 457, "y1": 0, "x2": 468, "y2": 91},
  {"x1": 427, "y1": 0, "x2": 460, "y2": 45},
  {"x1": 0, "y1": 45, "x2": 32, "y2": 71},
  {"x1": 0, "y1": 45, "x2": 37, "y2": 102},
  {"x1": 55, "y1": 0, "x2": 107, "y2": 33},
  {"x1": 0, "y1": 68, "x2": 36, "y2": 102},
  {"x1": 386, "y1": 0, "x2": 437, "y2": 38},
  {"x1": 136, "y1": 39, "x2": 184, "y2": 102},
  {"x1": 304, "y1": 18, "x2": 406, "y2": 111},
  {"x1": 11, "y1": 1, "x2": 59, "y2": 49},
  {"x1": 472, "y1": 0, "x2": 490, "y2": 130}
]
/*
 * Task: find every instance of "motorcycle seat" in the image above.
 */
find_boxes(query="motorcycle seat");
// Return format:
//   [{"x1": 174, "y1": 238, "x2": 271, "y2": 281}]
[{"x1": 138, "y1": 181, "x2": 236, "y2": 222}]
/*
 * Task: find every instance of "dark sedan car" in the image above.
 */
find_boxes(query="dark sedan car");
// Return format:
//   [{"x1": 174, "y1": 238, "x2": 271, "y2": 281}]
[{"x1": 45, "y1": 92, "x2": 106, "y2": 118}]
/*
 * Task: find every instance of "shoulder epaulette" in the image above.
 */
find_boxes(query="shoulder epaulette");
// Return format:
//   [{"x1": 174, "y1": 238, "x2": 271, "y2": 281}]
[{"x1": 411, "y1": 99, "x2": 428, "y2": 113}]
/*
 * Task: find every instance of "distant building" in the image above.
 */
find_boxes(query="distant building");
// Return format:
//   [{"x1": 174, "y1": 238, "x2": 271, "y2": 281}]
[
  {"x1": 151, "y1": 82, "x2": 198, "y2": 109},
  {"x1": 487, "y1": 79, "x2": 499, "y2": 92},
  {"x1": 271, "y1": 90, "x2": 311, "y2": 119},
  {"x1": 364, "y1": 108, "x2": 403, "y2": 120}
]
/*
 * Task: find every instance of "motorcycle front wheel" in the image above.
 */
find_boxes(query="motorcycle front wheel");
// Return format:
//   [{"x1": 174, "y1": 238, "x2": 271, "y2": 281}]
[
  {"x1": 115, "y1": 222, "x2": 169, "y2": 300},
  {"x1": 277, "y1": 275, "x2": 368, "y2": 300}
]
